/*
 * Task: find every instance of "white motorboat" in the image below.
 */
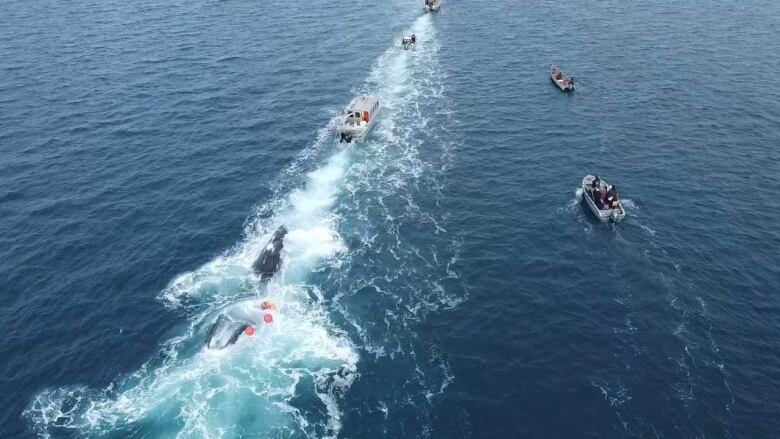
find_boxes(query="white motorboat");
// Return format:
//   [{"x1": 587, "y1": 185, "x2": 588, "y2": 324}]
[
  {"x1": 551, "y1": 64, "x2": 575, "y2": 92},
  {"x1": 337, "y1": 95, "x2": 381, "y2": 143},
  {"x1": 581, "y1": 175, "x2": 626, "y2": 222},
  {"x1": 424, "y1": 0, "x2": 442, "y2": 12},
  {"x1": 402, "y1": 34, "x2": 416, "y2": 50}
]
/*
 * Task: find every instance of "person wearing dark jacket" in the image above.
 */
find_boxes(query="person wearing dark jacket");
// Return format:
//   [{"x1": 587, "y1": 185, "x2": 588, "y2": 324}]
[{"x1": 606, "y1": 185, "x2": 618, "y2": 208}]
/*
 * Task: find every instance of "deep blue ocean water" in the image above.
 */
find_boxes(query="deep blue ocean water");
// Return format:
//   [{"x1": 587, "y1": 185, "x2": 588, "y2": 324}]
[{"x1": 1, "y1": 0, "x2": 779, "y2": 437}]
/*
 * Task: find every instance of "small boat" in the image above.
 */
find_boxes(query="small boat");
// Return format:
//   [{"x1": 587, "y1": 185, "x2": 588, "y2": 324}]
[
  {"x1": 424, "y1": 0, "x2": 442, "y2": 12},
  {"x1": 401, "y1": 34, "x2": 416, "y2": 50},
  {"x1": 581, "y1": 175, "x2": 626, "y2": 222},
  {"x1": 337, "y1": 95, "x2": 381, "y2": 143},
  {"x1": 551, "y1": 64, "x2": 575, "y2": 92}
]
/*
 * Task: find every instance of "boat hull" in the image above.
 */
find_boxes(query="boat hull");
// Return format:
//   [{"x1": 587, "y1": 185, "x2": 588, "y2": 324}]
[
  {"x1": 551, "y1": 77, "x2": 574, "y2": 92},
  {"x1": 581, "y1": 176, "x2": 625, "y2": 222},
  {"x1": 550, "y1": 65, "x2": 574, "y2": 92},
  {"x1": 338, "y1": 107, "x2": 382, "y2": 143},
  {"x1": 424, "y1": 1, "x2": 441, "y2": 12},
  {"x1": 337, "y1": 96, "x2": 382, "y2": 143}
]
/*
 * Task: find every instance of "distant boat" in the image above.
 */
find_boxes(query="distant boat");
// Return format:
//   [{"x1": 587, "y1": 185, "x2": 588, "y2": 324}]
[
  {"x1": 401, "y1": 34, "x2": 416, "y2": 50},
  {"x1": 581, "y1": 175, "x2": 626, "y2": 222},
  {"x1": 424, "y1": 0, "x2": 442, "y2": 12},
  {"x1": 551, "y1": 64, "x2": 575, "y2": 92},
  {"x1": 337, "y1": 95, "x2": 381, "y2": 143}
]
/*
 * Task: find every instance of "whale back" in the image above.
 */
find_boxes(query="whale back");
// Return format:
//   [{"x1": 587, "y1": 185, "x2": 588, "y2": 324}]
[
  {"x1": 205, "y1": 315, "x2": 248, "y2": 350},
  {"x1": 252, "y1": 225, "x2": 288, "y2": 278}
]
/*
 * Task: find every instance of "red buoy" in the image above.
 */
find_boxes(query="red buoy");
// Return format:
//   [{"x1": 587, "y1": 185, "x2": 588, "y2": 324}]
[
  {"x1": 244, "y1": 326, "x2": 255, "y2": 336},
  {"x1": 263, "y1": 313, "x2": 273, "y2": 323},
  {"x1": 260, "y1": 301, "x2": 276, "y2": 310}
]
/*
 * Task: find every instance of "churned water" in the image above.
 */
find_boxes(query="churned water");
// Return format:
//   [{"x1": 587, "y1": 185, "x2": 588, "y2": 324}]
[{"x1": 1, "y1": 0, "x2": 778, "y2": 437}]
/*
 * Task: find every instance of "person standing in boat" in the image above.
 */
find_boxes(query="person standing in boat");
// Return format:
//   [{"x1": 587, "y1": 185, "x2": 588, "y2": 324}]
[
  {"x1": 598, "y1": 185, "x2": 608, "y2": 209},
  {"x1": 592, "y1": 176, "x2": 601, "y2": 190},
  {"x1": 411, "y1": 34, "x2": 416, "y2": 44},
  {"x1": 606, "y1": 185, "x2": 619, "y2": 208}
]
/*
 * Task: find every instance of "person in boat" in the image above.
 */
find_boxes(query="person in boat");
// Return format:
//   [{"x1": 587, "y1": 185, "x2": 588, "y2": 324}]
[
  {"x1": 556, "y1": 72, "x2": 563, "y2": 80},
  {"x1": 592, "y1": 176, "x2": 601, "y2": 190},
  {"x1": 411, "y1": 34, "x2": 416, "y2": 44},
  {"x1": 597, "y1": 185, "x2": 608, "y2": 209},
  {"x1": 604, "y1": 185, "x2": 618, "y2": 209},
  {"x1": 606, "y1": 185, "x2": 619, "y2": 208}
]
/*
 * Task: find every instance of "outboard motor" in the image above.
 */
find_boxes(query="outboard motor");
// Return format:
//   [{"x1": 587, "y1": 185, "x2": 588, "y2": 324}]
[
  {"x1": 340, "y1": 132, "x2": 353, "y2": 143},
  {"x1": 252, "y1": 225, "x2": 288, "y2": 279}
]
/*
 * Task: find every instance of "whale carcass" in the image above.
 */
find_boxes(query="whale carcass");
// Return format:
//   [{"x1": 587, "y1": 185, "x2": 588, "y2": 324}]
[
  {"x1": 204, "y1": 300, "x2": 277, "y2": 350},
  {"x1": 252, "y1": 225, "x2": 288, "y2": 279}
]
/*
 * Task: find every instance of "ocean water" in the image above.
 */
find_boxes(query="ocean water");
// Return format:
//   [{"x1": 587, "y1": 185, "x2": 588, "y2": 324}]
[{"x1": 1, "y1": 0, "x2": 779, "y2": 437}]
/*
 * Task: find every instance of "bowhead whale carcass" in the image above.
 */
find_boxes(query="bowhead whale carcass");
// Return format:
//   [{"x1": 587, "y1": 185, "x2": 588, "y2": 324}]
[
  {"x1": 252, "y1": 225, "x2": 288, "y2": 279},
  {"x1": 204, "y1": 300, "x2": 277, "y2": 350},
  {"x1": 204, "y1": 314, "x2": 250, "y2": 350}
]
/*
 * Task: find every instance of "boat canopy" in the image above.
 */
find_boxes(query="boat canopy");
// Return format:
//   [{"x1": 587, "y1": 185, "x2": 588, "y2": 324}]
[{"x1": 345, "y1": 96, "x2": 379, "y2": 121}]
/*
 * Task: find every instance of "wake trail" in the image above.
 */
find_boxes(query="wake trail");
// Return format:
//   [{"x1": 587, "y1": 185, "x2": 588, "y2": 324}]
[
  {"x1": 574, "y1": 188, "x2": 734, "y2": 436},
  {"x1": 25, "y1": 14, "x2": 455, "y2": 439}
]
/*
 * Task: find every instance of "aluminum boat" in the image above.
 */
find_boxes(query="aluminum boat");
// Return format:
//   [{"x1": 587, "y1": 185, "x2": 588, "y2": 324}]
[
  {"x1": 337, "y1": 95, "x2": 381, "y2": 143},
  {"x1": 424, "y1": 0, "x2": 442, "y2": 12},
  {"x1": 581, "y1": 175, "x2": 626, "y2": 222},
  {"x1": 551, "y1": 64, "x2": 575, "y2": 92},
  {"x1": 402, "y1": 34, "x2": 416, "y2": 50}
]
